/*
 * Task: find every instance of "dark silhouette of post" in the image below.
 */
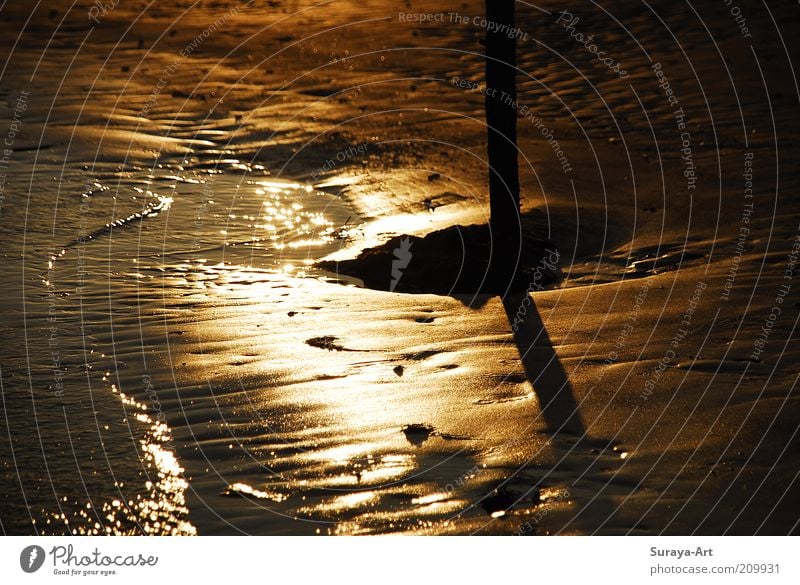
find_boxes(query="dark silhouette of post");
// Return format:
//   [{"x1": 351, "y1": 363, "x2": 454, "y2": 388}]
[
  {"x1": 485, "y1": 0, "x2": 522, "y2": 287},
  {"x1": 486, "y1": 4, "x2": 585, "y2": 436}
]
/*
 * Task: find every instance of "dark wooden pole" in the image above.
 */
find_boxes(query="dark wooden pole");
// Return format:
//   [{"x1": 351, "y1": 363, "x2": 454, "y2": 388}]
[{"x1": 485, "y1": 0, "x2": 521, "y2": 286}]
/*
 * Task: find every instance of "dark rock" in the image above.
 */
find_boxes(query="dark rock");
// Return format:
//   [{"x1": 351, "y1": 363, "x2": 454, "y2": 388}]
[{"x1": 318, "y1": 222, "x2": 558, "y2": 295}]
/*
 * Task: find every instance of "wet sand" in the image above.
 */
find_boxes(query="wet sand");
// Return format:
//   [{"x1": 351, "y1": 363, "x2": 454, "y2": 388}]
[{"x1": 0, "y1": 0, "x2": 798, "y2": 535}]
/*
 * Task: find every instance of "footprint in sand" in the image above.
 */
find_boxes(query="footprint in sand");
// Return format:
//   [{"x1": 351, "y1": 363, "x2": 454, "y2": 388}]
[
  {"x1": 305, "y1": 335, "x2": 360, "y2": 352},
  {"x1": 401, "y1": 424, "x2": 471, "y2": 446}
]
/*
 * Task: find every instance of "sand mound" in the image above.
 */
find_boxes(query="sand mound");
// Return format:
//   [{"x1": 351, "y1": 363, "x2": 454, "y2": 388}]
[{"x1": 319, "y1": 223, "x2": 561, "y2": 295}]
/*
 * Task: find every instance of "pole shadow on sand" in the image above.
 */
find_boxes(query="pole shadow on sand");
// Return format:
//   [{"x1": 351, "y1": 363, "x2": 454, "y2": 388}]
[
  {"x1": 317, "y1": 218, "x2": 636, "y2": 532},
  {"x1": 317, "y1": 0, "x2": 626, "y2": 530},
  {"x1": 321, "y1": 224, "x2": 586, "y2": 441},
  {"x1": 502, "y1": 292, "x2": 585, "y2": 437}
]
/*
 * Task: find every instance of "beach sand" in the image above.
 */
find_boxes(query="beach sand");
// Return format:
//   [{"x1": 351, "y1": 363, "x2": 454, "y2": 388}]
[{"x1": 0, "y1": 0, "x2": 798, "y2": 535}]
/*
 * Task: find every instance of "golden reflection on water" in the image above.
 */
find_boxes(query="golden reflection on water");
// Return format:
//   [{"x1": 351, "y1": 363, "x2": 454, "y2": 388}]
[
  {"x1": 223, "y1": 482, "x2": 287, "y2": 502},
  {"x1": 249, "y1": 180, "x2": 342, "y2": 252},
  {"x1": 177, "y1": 257, "x2": 447, "y2": 533},
  {"x1": 20, "y1": 139, "x2": 586, "y2": 535},
  {"x1": 150, "y1": 173, "x2": 586, "y2": 534},
  {"x1": 41, "y1": 386, "x2": 196, "y2": 536}
]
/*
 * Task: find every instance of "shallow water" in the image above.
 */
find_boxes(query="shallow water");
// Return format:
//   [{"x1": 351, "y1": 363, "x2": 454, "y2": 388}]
[{"x1": 1, "y1": 0, "x2": 799, "y2": 535}]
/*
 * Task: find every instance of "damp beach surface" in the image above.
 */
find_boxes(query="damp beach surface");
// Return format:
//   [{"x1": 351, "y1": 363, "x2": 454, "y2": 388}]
[{"x1": 0, "y1": 0, "x2": 798, "y2": 535}]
